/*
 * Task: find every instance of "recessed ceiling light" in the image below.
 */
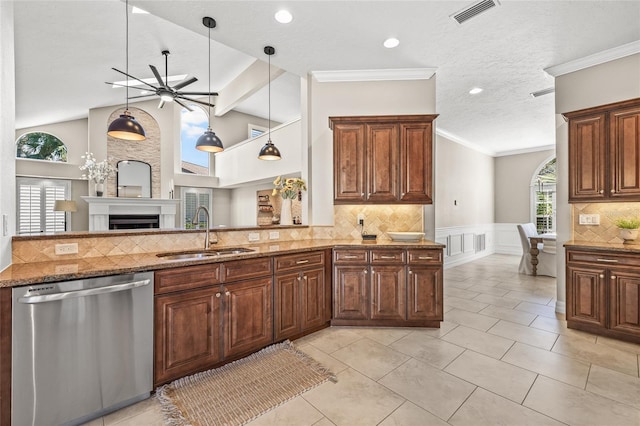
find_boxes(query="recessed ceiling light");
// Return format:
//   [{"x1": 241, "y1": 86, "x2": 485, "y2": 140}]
[
  {"x1": 469, "y1": 87, "x2": 483, "y2": 95},
  {"x1": 275, "y1": 10, "x2": 293, "y2": 24},
  {"x1": 383, "y1": 38, "x2": 400, "y2": 48}
]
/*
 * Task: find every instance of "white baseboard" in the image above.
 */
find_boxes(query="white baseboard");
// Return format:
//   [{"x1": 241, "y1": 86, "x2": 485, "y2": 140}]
[{"x1": 555, "y1": 300, "x2": 566, "y2": 314}]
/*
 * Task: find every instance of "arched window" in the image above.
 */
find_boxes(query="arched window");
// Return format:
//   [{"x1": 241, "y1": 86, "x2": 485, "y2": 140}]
[
  {"x1": 180, "y1": 106, "x2": 210, "y2": 175},
  {"x1": 531, "y1": 157, "x2": 556, "y2": 234},
  {"x1": 16, "y1": 132, "x2": 68, "y2": 162}
]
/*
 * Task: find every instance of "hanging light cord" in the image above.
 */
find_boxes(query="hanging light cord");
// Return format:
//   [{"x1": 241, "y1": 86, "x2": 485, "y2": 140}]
[
  {"x1": 268, "y1": 51, "x2": 271, "y2": 142},
  {"x1": 125, "y1": 0, "x2": 129, "y2": 112},
  {"x1": 207, "y1": 24, "x2": 212, "y2": 129}
]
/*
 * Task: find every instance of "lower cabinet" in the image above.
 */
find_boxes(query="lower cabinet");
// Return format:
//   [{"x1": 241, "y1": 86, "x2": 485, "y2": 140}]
[
  {"x1": 566, "y1": 248, "x2": 640, "y2": 343},
  {"x1": 154, "y1": 258, "x2": 273, "y2": 386},
  {"x1": 332, "y1": 247, "x2": 443, "y2": 327},
  {"x1": 274, "y1": 250, "x2": 331, "y2": 341}
]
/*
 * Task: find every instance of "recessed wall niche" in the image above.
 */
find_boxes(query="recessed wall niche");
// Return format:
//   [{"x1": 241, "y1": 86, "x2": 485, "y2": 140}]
[{"x1": 106, "y1": 107, "x2": 160, "y2": 198}]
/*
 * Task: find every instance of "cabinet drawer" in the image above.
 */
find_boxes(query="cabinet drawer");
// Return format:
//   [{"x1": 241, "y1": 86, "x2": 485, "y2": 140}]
[
  {"x1": 223, "y1": 257, "x2": 273, "y2": 282},
  {"x1": 333, "y1": 249, "x2": 368, "y2": 264},
  {"x1": 407, "y1": 249, "x2": 442, "y2": 264},
  {"x1": 155, "y1": 263, "x2": 222, "y2": 294},
  {"x1": 370, "y1": 249, "x2": 405, "y2": 264},
  {"x1": 567, "y1": 250, "x2": 640, "y2": 268},
  {"x1": 274, "y1": 251, "x2": 325, "y2": 272}
]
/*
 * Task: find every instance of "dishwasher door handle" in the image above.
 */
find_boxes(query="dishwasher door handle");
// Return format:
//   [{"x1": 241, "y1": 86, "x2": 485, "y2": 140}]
[{"x1": 18, "y1": 279, "x2": 151, "y2": 304}]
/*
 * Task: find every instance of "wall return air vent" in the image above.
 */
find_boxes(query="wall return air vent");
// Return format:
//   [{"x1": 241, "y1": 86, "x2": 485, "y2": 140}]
[{"x1": 451, "y1": 0, "x2": 500, "y2": 25}]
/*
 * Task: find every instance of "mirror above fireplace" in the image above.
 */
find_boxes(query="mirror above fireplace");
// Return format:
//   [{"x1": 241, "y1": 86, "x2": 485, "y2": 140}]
[{"x1": 117, "y1": 160, "x2": 151, "y2": 198}]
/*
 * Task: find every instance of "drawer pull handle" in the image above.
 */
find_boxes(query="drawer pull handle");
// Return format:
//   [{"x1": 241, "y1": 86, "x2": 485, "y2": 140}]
[
  {"x1": 599, "y1": 274, "x2": 605, "y2": 279},
  {"x1": 380, "y1": 256, "x2": 396, "y2": 259},
  {"x1": 611, "y1": 275, "x2": 617, "y2": 280},
  {"x1": 418, "y1": 256, "x2": 434, "y2": 260},
  {"x1": 596, "y1": 258, "x2": 619, "y2": 263},
  {"x1": 611, "y1": 189, "x2": 616, "y2": 193},
  {"x1": 296, "y1": 259, "x2": 309, "y2": 264},
  {"x1": 343, "y1": 255, "x2": 358, "y2": 259},
  {"x1": 225, "y1": 291, "x2": 230, "y2": 296}
]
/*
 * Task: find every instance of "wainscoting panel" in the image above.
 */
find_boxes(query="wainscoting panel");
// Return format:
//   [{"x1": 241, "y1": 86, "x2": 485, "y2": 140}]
[
  {"x1": 448, "y1": 234, "x2": 463, "y2": 257},
  {"x1": 494, "y1": 223, "x2": 522, "y2": 255},
  {"x1": 436, "y1": 224, "x2": 495, "y2": 269},
  {"x1": 463, "y1": 233, "x2": 475, "y2": 253}
]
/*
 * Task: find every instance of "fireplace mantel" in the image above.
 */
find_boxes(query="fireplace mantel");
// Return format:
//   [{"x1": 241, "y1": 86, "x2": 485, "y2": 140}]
[{"x1": 81, "y1": 197, "x2": 180, "y2": 231}]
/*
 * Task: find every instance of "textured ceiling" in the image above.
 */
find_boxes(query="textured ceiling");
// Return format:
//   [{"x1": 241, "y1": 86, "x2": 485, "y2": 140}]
[{"x1": 13, "y1": 1, "x2": 640, "y2": 155}]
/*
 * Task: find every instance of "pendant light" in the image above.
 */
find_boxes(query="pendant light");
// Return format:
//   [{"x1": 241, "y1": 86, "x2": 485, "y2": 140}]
[
  {"x1": 107, "y1": 0, "x2": 146, "y2": 141},
  {"x1": 258, "y1": 46, "x2": 281, "y2": 160},
  {"x1": 195, "y1": 17, "x2": 224, "y2": 153}
]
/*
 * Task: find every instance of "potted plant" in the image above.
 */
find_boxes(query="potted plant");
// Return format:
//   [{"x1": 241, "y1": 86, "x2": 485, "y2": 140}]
[{"x1": 613, "y1": 217, "x2": 640, "y2": 242}]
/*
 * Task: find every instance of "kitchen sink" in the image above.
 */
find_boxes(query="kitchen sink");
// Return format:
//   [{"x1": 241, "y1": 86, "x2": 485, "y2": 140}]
[{"x1": 157, "y1": 247, "x2": 255, "y2": 261}]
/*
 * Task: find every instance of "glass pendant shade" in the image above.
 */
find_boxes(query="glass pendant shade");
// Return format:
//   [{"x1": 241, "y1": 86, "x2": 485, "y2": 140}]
[
  {"x1": 107, "y1": 112, "x2": 146, "y2": 141},
  {"x1": 258, "y1": 140, "x2": 282, "y2": 160},
  {"x1": 196, "y1": 128, "x2": 224, "y2": 152}
]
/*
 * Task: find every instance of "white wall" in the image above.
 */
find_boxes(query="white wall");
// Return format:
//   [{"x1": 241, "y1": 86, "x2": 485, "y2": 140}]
[
  {"x1": 0, "y1": 2, "x2": 15, "y2": 269},
  {"x1": 435, "y1": 134, "x2": 495, "y2": 228},
  {"x1": 554, "y1": 52, "x2": 640, "y2": 314},
  {"x1": 494, "y1": 149, "x2": 555, "y2": 224},
  {"x1": 308, "y1": 77, "x2": 437, "y2": 228}
]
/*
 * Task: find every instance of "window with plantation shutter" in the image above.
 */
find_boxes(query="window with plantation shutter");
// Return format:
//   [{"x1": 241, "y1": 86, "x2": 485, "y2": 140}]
[
  {"x1": 181, "y1": 187, "x2": 212, "y2": 228},
  {"x1": 17, "y1": 178, "x2": 71, "y2": 234}
]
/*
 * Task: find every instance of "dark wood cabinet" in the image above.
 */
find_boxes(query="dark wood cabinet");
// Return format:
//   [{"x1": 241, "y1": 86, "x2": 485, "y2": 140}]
[
  {"x1": 333, "y1": 247, "x2": 443, "y2": 327},
  {"x1": 330, "y1": 115, "x2": 437, "y2": 205},
  {"x1": 566, "y1": 98, "x2": 640, "y2": 202},
  {"x1": 274, "y1": 251, "x2": 330, "y2": 341},
  {"x1": 566, "y1": 248, "x2": 640, "y2": 343}
]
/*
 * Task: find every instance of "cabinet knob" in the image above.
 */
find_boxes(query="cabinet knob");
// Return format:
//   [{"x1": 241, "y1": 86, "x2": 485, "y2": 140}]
[
  {"x1": 599, "y1": 274, "x2": 604, "y2": 279},
  {"x1": 611, "y1": 189, "x2": 616, "y2": 194},
  {"x1": 216, "y1": 292, "x2": 221, "y2": 298},
  {"x1": 408, "y1": 270, "x2": 413, "y2": 274},
  {"x1": 361, "y1": 192, "x2": 365, "y2": 197},
  {"x1": 599, "y1": 189, "x2": 604, "y2": 194},
  {"x1": 363, "y1": 269, "x2": 368, "y2": 274},
  {"x1": 225, "y1": 291, "x2": 230, "y2": 296},
  {"x1": 611, "y1": 275, "x2": 617, "y2": 280}
]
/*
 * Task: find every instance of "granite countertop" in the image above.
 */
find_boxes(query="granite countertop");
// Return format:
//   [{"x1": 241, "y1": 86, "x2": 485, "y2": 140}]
[
  {"x1": 0, "y1": 239, "x2": 445, "y2": 288},
  {"x1": 564, "y1": 240, "x2": 640, "y2": 254}
]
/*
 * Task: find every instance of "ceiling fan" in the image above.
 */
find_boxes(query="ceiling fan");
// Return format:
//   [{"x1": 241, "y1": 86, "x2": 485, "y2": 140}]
[{"x1": 107, "y1": 50, "x2": 217, "y2": 111}]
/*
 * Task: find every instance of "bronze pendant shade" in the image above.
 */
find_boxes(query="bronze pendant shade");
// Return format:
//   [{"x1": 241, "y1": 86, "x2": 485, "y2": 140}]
[{"x1": 258, "y1": 45, "x2": 281, "y2": 160}]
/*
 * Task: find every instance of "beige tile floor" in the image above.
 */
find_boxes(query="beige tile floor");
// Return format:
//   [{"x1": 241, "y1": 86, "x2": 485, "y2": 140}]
[{"x1": 85, "y1": 254, "x2": 640, "y2": 426}]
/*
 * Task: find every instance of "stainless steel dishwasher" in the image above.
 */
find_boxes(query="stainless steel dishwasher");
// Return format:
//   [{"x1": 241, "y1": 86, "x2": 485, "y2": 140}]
[{"x1": 12, "y1": 272, "x2": 153, "y2": 426}]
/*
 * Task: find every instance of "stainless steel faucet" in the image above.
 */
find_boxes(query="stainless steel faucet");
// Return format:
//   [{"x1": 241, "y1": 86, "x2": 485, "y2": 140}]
[{"x1": 192, "y1": 206, "x2": 214, "y2": 249}]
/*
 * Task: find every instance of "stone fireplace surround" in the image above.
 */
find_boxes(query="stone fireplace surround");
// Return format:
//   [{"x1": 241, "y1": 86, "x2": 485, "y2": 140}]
[{"x1": 82, "y1": 197, "x2": 179, "y2": 231}]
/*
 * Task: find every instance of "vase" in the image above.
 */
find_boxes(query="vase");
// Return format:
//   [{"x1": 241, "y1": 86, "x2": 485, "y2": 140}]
[
  {"x1": 280, "y1": 198, "x2": 293, "y2": 226},
  {"x1": 619, "y1": 228, "x2": 638, "y2": 243},
  {"x1": 95, "y1": 182, "x2": 104, "y2": 197}
]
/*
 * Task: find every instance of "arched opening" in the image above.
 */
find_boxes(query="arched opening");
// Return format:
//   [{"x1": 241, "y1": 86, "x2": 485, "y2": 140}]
[
  {"x1": 15, "y1": 131, "x2": 67, "y2": 162},
  {"x1": 531, "y1": 156, "x2": 556, "y2": 234}
]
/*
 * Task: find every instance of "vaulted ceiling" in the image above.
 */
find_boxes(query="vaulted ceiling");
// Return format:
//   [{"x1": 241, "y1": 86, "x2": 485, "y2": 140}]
[{"x1": 13, "y1": 1, "x2": 640, "y2": 155}]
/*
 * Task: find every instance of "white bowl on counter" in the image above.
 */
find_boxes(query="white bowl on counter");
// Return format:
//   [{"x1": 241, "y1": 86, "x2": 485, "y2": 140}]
[{"x1": 387, "y1": 232, "x2": 425, "y2": 242}]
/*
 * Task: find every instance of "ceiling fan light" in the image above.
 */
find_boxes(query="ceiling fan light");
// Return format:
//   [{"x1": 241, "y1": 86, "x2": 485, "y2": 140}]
[
  {"x1": 107, "y1": 112, "x2": 146, "y2": 141},
  {"x1": 196, "y1": 128, "x2": 224, "y2": 152},
  {"x1": 258, "y1": 140, "x2": 282, "y2": 160},
  {"x1": 159, "y1": 90, "x2": 174, "y2": 102}
]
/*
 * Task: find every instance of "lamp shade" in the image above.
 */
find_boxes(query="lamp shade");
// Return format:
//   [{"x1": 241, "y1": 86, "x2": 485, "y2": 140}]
[
  {"x1": 54, "y1": 200, "x2": 77, "y2": 212},
  {"x1": 196, "y1": 129, "x2": 224, "y2": 152},
  {"x1": 107, "y1": 112, "x2": 146, "y2": 141},
  {"x1": 258, "y1": 140, "x2": 282, "y2": 160}
]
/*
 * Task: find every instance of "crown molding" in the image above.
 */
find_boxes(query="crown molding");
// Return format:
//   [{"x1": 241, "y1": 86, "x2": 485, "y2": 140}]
[
  {"x1": 544, "y1": 40, "x2": 640, "y2": 77},
  {"x1": 311, "y1": 68, "x2": 437, "y2": 82},
  {"x1": 435, "y1": 129, "x2": 496, "y2": 157},
  {"x1": 494, "y1": 144, "x2": 556, "y2": 157}
]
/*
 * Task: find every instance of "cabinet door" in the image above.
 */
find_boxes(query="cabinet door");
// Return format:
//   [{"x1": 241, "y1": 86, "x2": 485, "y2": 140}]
[
  {"x1": 301, "y1": 267, "x2": 326, "y2": 331},
  {"x1": 407, "y1": 266, "x2": 442, "y2": 321},
  {"x1": 610, "y1": 106, "x2": 640, "y2": 199},
  {"x1": 366, "y1": 124, "x2": 399, "y2": 202},
  {"x1": 399, "y1": 122, "x2": 433, "y2": 203},
  {"x1": 224, "y1": 277, "x2": 273, "y2": 358},
  {"x1": 568, "y1": 114, "x2": 607, "y2": 201},
  {"x1": 609, "y1": 270, "x2": 640, "y2": 337},
  {"x1": 154, "y1": 287, "x2": 222, "y2": 385},
  {"x1": 566, "y1": 265, "x2": 607, "y2": 328},
  {"x1": 333, "y1": 265, "x2": 369, "y2": 320},
  {"x1": 274, "y1": 272, "x2": 301, "y2": 340},
  {"x1": 370, "y1": 265, "x2": 406, "y2": 320},
  {"x1": 333, "y1": 124, "x2": 366, "y2": 203}
]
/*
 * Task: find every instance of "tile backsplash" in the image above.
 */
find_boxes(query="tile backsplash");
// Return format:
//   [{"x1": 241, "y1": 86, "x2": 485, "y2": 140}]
[
  {"x1": 333, "y1": 205, "x2": 423, "y2": 240},
  {"x1": 572, "y1": 202, "x2": 640, "y2": 243}
]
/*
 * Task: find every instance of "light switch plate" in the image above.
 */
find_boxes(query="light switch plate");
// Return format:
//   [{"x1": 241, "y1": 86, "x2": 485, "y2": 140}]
[
  {"x1": 579, "y1": 214, "x2": 600, "y2": 225},
  {"x1": 248, "y1": 232, "x2": 260, "y2": 242},
  {"x1": 269, "y1": 231, "x2": 279, "y2": 240},
  {"x1": 55, "y1": 243, "x2": 78, "y2": 255}
]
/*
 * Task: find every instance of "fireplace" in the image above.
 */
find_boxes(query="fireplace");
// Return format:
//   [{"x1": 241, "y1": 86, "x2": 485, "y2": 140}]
[{"x1": 109, "y1": 214, "x2": 160, "y2": 230}]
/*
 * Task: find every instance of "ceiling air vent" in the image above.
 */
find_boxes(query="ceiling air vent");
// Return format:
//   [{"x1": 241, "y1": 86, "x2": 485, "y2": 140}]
[{"x1": 451, "y1": 0, "x2": 500, "y2": 25}]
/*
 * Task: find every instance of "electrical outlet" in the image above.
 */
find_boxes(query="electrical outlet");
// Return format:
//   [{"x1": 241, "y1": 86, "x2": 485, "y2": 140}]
[
  {"x1": 579, "y1": 214, "x2": 600, "y2": 225},
  {"x1": 248, "y1": 232, "x2": 260, "y2": 242},
  {"x1": 357, "y1": 213, "x2": 365, "y2": 226},
  {"x1": 269, "y1": 231, "x2": 280, "y2": 240},
  {"x1": 55, "y1": 243, "x2": 78, "y2": 255}
]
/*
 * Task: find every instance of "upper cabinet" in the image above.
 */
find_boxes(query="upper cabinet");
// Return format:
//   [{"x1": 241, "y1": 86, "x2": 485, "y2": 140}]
[
  {"x1": 565, "y1": 98, "x2": 640, "y2": 202},
  {"x1": 329, "y1": 115, "x2": 438, "y2": 205}
]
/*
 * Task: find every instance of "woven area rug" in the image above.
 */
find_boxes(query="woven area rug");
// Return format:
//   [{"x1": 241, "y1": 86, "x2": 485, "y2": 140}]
[{"x1": 156, "y1": 340, "x2": 336, "y2": 426}]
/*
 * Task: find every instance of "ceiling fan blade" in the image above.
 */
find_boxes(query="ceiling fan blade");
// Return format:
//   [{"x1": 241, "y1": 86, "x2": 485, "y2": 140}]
[
  {"x1": 178, "y1": 91, "x2": 219, "y2": 96},
  {"x1": 149, "y1": 65, "x2": 165, "y2": 87},
  {"x1": 158, "y1": 99, "x2": 165, "y2": 109},
  {"x1": 175, "y1": 99, "x2": 193, "y2": 112},
  {"x1": 172, "y1": 77, "x2": 198, "y2": 91},
  {"x1": 128, "y1": 94, "x2": 156, "y2": 99},
  {"x1": 178, "y1": 95, "x2": 215, "y2": 108},
  {"x1": 111, "y1": 67, "x2": 158, "y2": 90}
]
